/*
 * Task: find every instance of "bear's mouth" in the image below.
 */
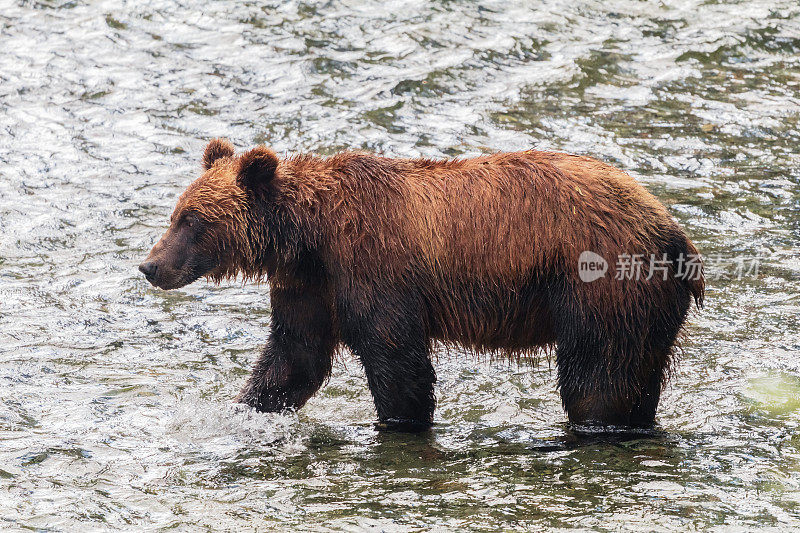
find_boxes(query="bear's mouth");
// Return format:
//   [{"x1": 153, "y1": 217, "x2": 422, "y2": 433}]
[
  {"x1": 150, "y1": 273, "x2": 200, "y2": 290},
  {"x1": 144, "y1": 258, "x2": 219, "y2": 290}
]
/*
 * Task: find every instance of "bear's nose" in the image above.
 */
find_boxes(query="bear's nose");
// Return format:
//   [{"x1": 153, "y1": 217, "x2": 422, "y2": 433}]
[{"x1": 139, "y1": 261, "x2": 157, "y2": 279}]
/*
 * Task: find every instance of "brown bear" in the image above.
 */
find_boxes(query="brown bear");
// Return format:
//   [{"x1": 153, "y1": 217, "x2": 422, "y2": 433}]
[{"x1": 140, "y1": 139, "x2": 703, "y2": 432}]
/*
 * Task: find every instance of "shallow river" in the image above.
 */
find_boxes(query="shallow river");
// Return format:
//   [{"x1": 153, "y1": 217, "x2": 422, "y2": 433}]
[{"x1": 1, "y1": 0, "x2": 800, "y2": 530}]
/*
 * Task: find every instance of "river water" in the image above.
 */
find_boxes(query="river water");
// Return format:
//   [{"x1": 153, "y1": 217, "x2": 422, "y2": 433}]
[{"x1": 1, "y1": 0, "x2": 799, "y2": 530}]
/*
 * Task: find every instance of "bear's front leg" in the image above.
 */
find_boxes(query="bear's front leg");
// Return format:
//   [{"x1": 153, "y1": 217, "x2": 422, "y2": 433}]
[
  {"x1": 236, "y1": 285, "x2": 336, "y2": 412},
  {"x1": 340, "y1": 290, "x2": 436, "y2": 432}
]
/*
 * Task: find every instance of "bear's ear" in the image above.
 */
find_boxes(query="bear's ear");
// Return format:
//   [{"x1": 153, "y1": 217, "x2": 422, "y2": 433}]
[
  {"x1": 202, "y1": 138, "x2": 235, "y2": 170},
  {"x1": 236, "y1": 146, "x2": 279, "y2": 193}
]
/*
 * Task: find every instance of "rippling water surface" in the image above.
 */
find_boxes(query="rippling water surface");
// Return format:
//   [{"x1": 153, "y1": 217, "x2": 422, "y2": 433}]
[{"x1": 1, "y1": 0, "x2": 800, "y2": 530}]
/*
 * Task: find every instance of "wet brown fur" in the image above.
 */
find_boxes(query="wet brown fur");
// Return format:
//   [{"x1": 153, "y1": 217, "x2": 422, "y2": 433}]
[{"x1": 146, "y1": 141, "x2": 704, "y2": 430}]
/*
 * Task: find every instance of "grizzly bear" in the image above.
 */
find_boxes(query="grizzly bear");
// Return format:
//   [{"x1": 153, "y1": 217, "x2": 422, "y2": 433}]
[{"x1": 140, "y1": 139, "x2": 703, "y2": 431}]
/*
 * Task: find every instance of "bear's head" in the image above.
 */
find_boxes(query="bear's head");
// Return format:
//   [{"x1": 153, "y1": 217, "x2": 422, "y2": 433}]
[{"x1": 139, "y1": 139, "x2": 279, "y2": 289}]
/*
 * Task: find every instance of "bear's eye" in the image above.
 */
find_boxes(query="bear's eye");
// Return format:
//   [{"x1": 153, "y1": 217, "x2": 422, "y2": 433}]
[{"x1": 183, "y1": 213, "x2": 202, "y2": 230}]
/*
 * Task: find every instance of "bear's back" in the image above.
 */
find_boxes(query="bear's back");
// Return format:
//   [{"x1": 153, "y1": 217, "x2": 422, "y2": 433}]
[{"x1": 314, "y1": 151, "x2": 674, "y2": 283}]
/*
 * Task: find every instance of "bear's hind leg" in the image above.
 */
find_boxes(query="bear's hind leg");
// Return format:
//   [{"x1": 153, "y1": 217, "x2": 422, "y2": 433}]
[
  {"x1": 626, "y1": 364, "x2": 665, "y2": 428},
  {"x1": 626, "y1": 316, "x2": 686, "y2": 427},
  {"x1": 340, "y1": 291, "x2": 436, "y2": 432},
  {"x1": 556, "y1": 329, "x2": 667, "y2": 430}
]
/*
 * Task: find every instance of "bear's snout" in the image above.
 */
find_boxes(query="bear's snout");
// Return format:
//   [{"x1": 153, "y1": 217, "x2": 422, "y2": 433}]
[
  {"x1": 139, "y1": 261, "x2": 158, "y2": 282},
  {"x1": 138, "y1": 248, "x2": 212, "y2": 290}
]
